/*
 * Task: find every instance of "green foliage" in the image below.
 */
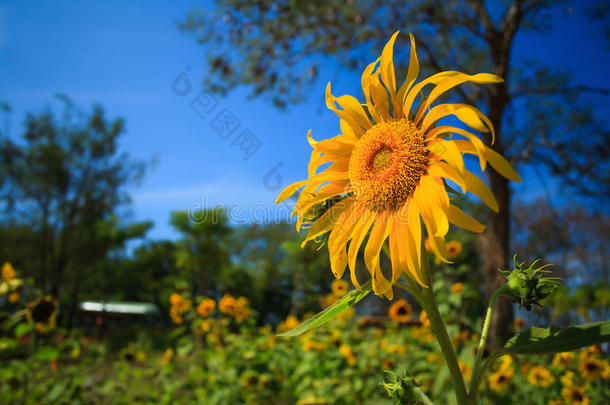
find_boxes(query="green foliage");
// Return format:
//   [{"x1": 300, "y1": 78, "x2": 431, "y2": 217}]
[{"x1": 503, "y1": 321, "x2": 610, "y2": 355}]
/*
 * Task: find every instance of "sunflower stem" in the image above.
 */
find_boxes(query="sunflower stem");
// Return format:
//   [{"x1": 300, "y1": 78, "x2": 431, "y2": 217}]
[
  {"x1": 468, "y1": 286, "x2": 507, "y2": 402},
  {"x1": 414, "y1": 385, "x2": 435, "y2": 405},
  {"x1": 418, "y1": 246, "x2": 469, "y2": 405}
]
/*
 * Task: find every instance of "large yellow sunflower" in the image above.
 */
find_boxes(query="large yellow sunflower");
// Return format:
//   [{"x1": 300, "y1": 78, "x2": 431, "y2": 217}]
[{"x1": 276, "y1": 31, "x2": 520, "y2": 298}]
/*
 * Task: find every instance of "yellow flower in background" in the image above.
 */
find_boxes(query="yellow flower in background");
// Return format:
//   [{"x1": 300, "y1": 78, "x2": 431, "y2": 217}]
[
  {"x1": 196, "y1": 298, "x2": 216, "y2": 317},
  {"x1": 27, "y1": 295, "x2": 58, "y2": 334},
  {"x1": 498, "y1": 355, "x2": 513, "y2": 372},
  {"x1": 277, "y1": 31, "x2": 520, "y2": 297},
  {"x1": 527, "y1": 365, "x2": 555, "y2": 387},
  {"x1": 232, "y1": 296, "x2": 251, "y2": 322},
  {"x1": 218, "y1": 294, "x2": 236, "y2": 314},
  {"x1": 163, "y1": 348, "x2": 174, "y2": 365},
  {"x1": 8, "y1": 291, "x2": 19, "y2": 303},
  {"x1": 548, "y1": 399, "x2": 564, "y2": 405},
  {"x1": 459, "y1": 361, "x2": 472, "y2": 382},
  {"x1": 552, "y1": 352, "x2": 573, "y2": 369},
  {"x1": 386, "y1": 344, "x2": 406, "y2": 355},
  {"x1": 339, "y1": 344, "x2": 357, "y2": 366},
  {"x1": 240, "y1": 370, "x2": 260, "y2": 389},
  {"x1": 419, "y1": 310, "x2": 430, "y2": 327},
  {"x1": 578, "y1": 357, "x2": 603, "y2": 381},
  {"x1": 561, "y1": 384, "x2": 590, "y2": 405},
  {"x1": 277, "y1": 315, "x2": 299, "y2": 332},
  {"x1": 331, "y1": 279, "x2": 349, "y2": 297},
  {"x1": 446, "y1": 241, "x2": 463, "y2": 259},
  {"x1": 388, "y1": 299, "x2": 412, "y2": 323},
  {"x1": 559, "y1": 371, "x2": 575, "y2": 387},
  {"x1": 488, "y1": 368, "x2": 514, "y2": 393},
  {"x1": 450, "y1": 282, "x2": 464, "y2": 294},
  {"x1": 1, "y1": 262, "x2": 16, "y2": 281}
]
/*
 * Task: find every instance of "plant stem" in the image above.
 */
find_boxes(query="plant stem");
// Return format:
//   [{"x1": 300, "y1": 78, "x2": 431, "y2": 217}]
[
  {"x1": 418, "y1": 247, "x2": 469, "y2": 405},
  {"x1": 468, "y1": 287, "x2": 506, "y2": 402},
  {"x1": 414, "y1": 385, "x2": 435, "y2": 405}
]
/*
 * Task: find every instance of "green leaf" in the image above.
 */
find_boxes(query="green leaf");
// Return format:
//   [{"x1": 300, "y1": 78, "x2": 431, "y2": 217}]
[
  {"x1": 277, "y1": 280, "x2": 372, "y2": 337},
  {"x1": 14, "y1": 322, "x2": 32, "y2": 338},
  {"x1": 503, "y1": 320, "x2": 610, "y2": 355}
]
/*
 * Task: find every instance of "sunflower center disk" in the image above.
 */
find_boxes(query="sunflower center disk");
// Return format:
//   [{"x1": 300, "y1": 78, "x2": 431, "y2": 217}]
[{"x1": 348, "y1": 120, "x2": 429, "y2": 211}]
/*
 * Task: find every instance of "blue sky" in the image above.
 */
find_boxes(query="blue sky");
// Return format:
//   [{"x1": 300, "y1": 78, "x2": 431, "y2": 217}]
[{"x1": 1, "y1": 1, "x2": 608, "y2": 240}]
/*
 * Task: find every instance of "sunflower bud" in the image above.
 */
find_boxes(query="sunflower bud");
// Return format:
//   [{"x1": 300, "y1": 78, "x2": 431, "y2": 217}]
[
  {"x1": 382, "y1": 371, "x2": 419, "y2": 404},
  {"x1": 499, "y1": 256, "x2": 561, "y2": 310}
]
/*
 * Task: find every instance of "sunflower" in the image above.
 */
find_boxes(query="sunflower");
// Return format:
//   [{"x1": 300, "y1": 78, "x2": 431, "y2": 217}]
[
  {"x1": 232, "y1": 296, "x2": 251, "y2": 322},
  {"x1": 218, "y1": 294, "x2": 236, "y2": 314},
  {"x1": 27, "y1": 295, "x2": 58, "y2": 334},
  {"x1": 1, "y1": 262, "x2": 16, "y2": 281},
  {"x1": 488, "y1": 368, "x2": 514, "y2": 393},
  {"x1": 459, "y1": 361, "x2": 472, "y2": 382},
  {"x1": 388, "y1": 299, "x2": 412, "y2": 323},
  {"x1": 331, "y1": 279, "x2": 349, "y2": 297},
  {"x1": 450, "y1": 282, "x2": 464, "y2": 294},
  {"x1": 561, "y1": 384, "x2": 590, "y2": 405},
  {"x1": 419, "y1": 310, "x2": 431, "y2": 327},
  {"x1": 578, "y1": 357, "x2": 603, "y2": 381},
  {"x1": 446, "y1": 241, "x2": 463, "y2": 259},
  {"x1": 277, "y1": 31, "x2": 520, "y2": 298},
  {"x1": 277, "y1": 315, "x2": 299, "y2": 332},
  {"x1": 527, "y1": 365, "x2": 555, "y2": 387},
  {"x1": 8, "y1": 291, "x2": 19, "y2": 304},
  {"x1": 196, "y1": 298, "x2": 216, "y2": 317},
  {"x1": 339, "y1": 344, "x2": 357, "y2": 366},
  {"x1": 162, "y1": 348, "x2": 174, "y2": 365},
  {"x1": 552, "y1": 352, "x2": 573, "y2": 369}
]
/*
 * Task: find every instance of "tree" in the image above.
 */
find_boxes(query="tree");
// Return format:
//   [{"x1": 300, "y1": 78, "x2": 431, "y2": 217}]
[
  {"x1": 0, "y1": 97, "x2": 146, "y2": 311},
  {"x1": 179, "y1": 0, "x2": 609, "y2": 347},
  {"x1": 170, "y1": 208, "x2": 232, "y2": 297}
]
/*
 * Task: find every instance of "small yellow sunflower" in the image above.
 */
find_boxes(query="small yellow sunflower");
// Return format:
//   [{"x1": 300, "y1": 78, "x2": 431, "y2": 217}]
[
  {"x1": 196, "y1": 298, "x2": 216, "y2": 317},
  {"x1": 218, "y1": 294, "x2": 236, "y2": 314},
  {"x1": 277, "y1": 315, "x2": 299, "y2": 332},
  {"x1": 446, "y1": 241, "x2": 463, "y2": 259},
  {"x1": 450, "y1": 282, "x2": 464, "y2": 294},
  {"x1": 561, "y1": 384, "x2": 590, "y2": 405},
  {"x1": 419, "y1": 310, "x2": 431, "y2": 327},
  {"x1": 232, "y1": 296, "x2": 251, "y2": 322},
  {"x1": 388, "y1": 298, "x2": 412, "y2": 323},
  {"x1": 527, "y1": 365, "x2": 555, "y2": 388},
  {"x1": 27, "y1": 295, "x2": 58, "y2": 334},
  {"x1": 552, "y1": 352, "x2": 573, "y2": 369},
  {"x1": 1, "y1": 262, "x2": 16, "y2": 281},
  {"x1": 459, "y1": 361, "x2": 472, "y2": 382},
  {"x1": 162, "y1": 348, "x2": 174, "y2": 365},
  {"x1": 578, "y1": 357, "x2": 603, "y2": 381},
  {"x1": 488, "y1": 368, "x2": 514, "y2": 393},
  {"x1": 8, "y1": 291, "x2": 19, "y2": 304},
  {"x1": 339, "y1": 344, "x2": 357, "y2": 366},
  {"x1": 331, "y1": 279, "x2": 349, "y2": 297},
  {"x1": 277, "y1": 31, "x2": 520, "y2": 298}
]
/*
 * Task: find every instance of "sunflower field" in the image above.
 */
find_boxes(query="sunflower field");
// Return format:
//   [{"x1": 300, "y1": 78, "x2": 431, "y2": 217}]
[{"x1": 1, "y1": 259, "x2": 609, "y2": 404}]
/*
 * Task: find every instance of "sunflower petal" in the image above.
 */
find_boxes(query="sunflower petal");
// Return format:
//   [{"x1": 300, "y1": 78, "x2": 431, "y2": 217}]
[
  {"x1": 414, "y1": 73, "x2": 503, "y2": 123},
  {"x1": 369, "y1": 74, "x2": 391, "y2": 121},
  {"x1": 380, "y1": 31, "x2": 399, "y2": 99},
  {"x1": 428, "y1": 139, "x2": 465, "y2": 174},
  {"x1": 463, "y1": 169, "x2": 499, "y2": 212},
  {"x1": 403, "y1": 71, "x2": 460, "y2": 118},
  {"x1": 453, "y1": 140, "x2": 521, "y2": 182},
  {"x1": 447, "y1": 204, "x2": 486, "y2": 233},
  {"x1": 395, "y1": 33, "x2": 419, "y2": 117},
  {"x1": 422, "y1": 103, "x2": 495, "y2": 143}
]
